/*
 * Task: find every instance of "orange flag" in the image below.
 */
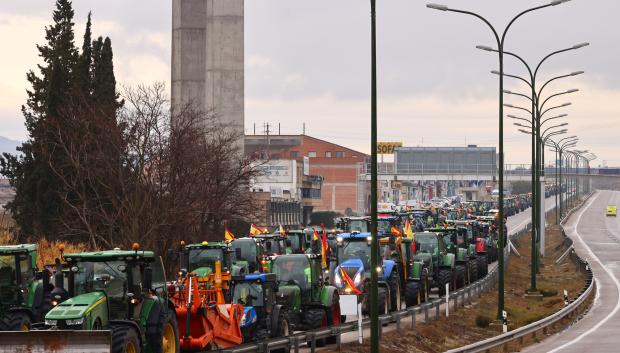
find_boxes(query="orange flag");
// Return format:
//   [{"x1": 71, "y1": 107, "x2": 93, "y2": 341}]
[
  {"x1": 404, "y1": 219, "x2": 413, "y2": 238},
  {"x1": 279, "y1": 224, "x2": 286, "y2": 237},
  {"x1": 224, "y1": 227, "x2": 235, "y2": 242},
  {"x1": 321, "y1": 224, "x2": 328, "y2": 269},
  {"x1": 391, "y1": 226, "x2": 402, "y2": 237},
  {"x1": 312, "y1": 228, "x2": 319, "y2": 241}
]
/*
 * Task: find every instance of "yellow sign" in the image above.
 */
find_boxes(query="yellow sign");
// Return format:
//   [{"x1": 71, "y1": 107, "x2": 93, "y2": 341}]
[{"x1": 377, "y1": 142, "x2": 403, "y2": 154}]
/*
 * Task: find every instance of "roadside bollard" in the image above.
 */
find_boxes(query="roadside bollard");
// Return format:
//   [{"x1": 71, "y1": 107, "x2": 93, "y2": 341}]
[
  {"x1": 502, "y1": 310, "x2": 508, "y2": 333},
  {"x1": 564, "y1": 289, "x2": 569, "y2": 306},
  {"x1": 446, "y1": 283, "x2": 450, "y2": 317}
]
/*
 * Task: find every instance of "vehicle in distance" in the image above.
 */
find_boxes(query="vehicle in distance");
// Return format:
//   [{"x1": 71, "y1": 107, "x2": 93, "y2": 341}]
[{"x1": 607, "y1": 205, "x2": 617, "y2": 217}]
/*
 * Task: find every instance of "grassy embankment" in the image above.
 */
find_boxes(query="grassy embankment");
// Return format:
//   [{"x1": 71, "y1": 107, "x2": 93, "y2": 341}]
[{"x1": 333, "y1": 212, "x2": 588, "y2": 353}]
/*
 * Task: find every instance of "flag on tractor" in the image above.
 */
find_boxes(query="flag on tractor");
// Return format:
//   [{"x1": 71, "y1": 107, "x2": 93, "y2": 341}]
[
  {"x1": 391, "y1": 226, "x2": 402, "y2": 237},
  {"x1": 404, "y1": 218, "x2": 414, "y2": 238},
  {"x1": 321, "y1": 225, "x2": 328, "y2": 269},
  {"x1": 279, "y1": 224, "x2": 286, "y2": 236},
  {"x1": 224, "y1": 227, "x2": 235, "y2": 242},
  {"x1": 249, "y1": 224, "x2": 262, "y2": 236},
  {"x1": 313, "y1": 228, "x2": 319, "y2": 241}
]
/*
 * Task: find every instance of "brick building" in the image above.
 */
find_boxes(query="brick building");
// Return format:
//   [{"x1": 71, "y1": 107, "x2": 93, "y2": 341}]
[{"x1": 245, "y1": 135, "x2": 368, "y2": 215}]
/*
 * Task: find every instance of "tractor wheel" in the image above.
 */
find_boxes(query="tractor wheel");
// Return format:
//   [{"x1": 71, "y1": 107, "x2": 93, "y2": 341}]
[
  {"x1": 272, "y1": 311, "x2": 291, "y2": 353},
  {"x1": 421, "y1": 274, "x2": 430, "y2": 303},
  {"x1": 468, "y1": 259, "x2": 478, "y2": 284},
  {"x1": 437, "y1": 269, "x2": 451, "y2": 297},
  {"x1": 405, "y1": 281, "x2": 420, "y2": 307},
  {"x1": 377, "y1": 287, "x2": 388, "y2": 315},
  {"x1": 477, "y1": 255, "x2": 488, "y2": 277},
  {"x1": 111, "y1": 325, "x2": 141, "y2": 353},
  {"x1": 0, "y1": 312, "x2": 30, "y2": 331},
  {"x1": 455, "y1": 265, "x2": 466, "y2": 289},
  {"x1": 326, "y1": 294, "x2": 341, "y2": 344},
  {"x1": 388, "y1": 272, "x2": 402, "y2": 312},
  {"x1": 304, "y1": 309, "x2": 327, "y2": 347},
  {"x1": 147, "y1": 310, "x2": 179, "y2": 353}
]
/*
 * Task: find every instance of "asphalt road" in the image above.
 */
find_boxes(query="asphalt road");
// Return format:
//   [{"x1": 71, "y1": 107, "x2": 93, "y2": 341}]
[
  {"x1": 307, "y1": 195, "x2": 559, "y2": 350},
  {"x1": 524, "y1": 190, "x2": 620, "y2": 353}
]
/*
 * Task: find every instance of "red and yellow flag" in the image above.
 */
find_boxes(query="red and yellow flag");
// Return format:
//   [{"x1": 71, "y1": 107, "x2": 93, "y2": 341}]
[
  {"x1": 390, "y1": 226, "x2": 402, "y2": 237},
  {"x1": 312, "y1": 228, "x2": 319, "y2": 241},
  {"x1": 321, "y1": 225, "x2": 328, "y2": 269},
  {"x1": 279, "y1": 224, "x2": 286, "y2": 237},
  {"x1": 224, "y1": 227, "x2": 235, "y2": 242},
  {"x1": 404, "y1": 219, "x2": 414, "y2": 239},
  {"x1": 249, "y1": 224, "x2": 262, "y2": 236}
]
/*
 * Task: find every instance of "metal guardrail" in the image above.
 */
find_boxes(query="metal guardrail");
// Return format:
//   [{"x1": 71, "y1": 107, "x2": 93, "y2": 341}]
[{"x1": 444, "y1": 192, "x2": 595, "y2": 353}]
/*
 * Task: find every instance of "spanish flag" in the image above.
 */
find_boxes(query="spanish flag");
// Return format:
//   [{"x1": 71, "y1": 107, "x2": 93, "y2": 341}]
[
  {"x1": 249, "y1": 224, "x2": 262, "y2": 236},
  {"x1": 321, "y1": 225, "x2": 328, "y2": 269},
  {"x1": 404, "y1": 219, "x2": 414, "y2": 239},
  {"x1": 224, "y1": 227, "x2": 235, "y2": 242},
  {"x1": 313, "y1": 228, "x2": 319, "y2": 241},
  {"x1": 391, "y1": 226, "x2": 403, "y2": 237},
  {"x1": 279, "y1": 224, "x2": 286, "y2": 237}
]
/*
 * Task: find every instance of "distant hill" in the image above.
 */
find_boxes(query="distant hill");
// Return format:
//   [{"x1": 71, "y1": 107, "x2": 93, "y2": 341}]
[{"x1": 0, "y1": 136, "x2": 20, "y2": 156}]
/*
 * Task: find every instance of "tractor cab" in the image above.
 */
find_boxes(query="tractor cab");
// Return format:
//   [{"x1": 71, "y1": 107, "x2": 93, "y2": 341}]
[
  {"x1": 182, "y1": 241, "x2": 231, "y2": 277},
  {"x1": 230, "y1": 238, "x2": 265, "y2": 275},
  {"x1": 377, "y1": 216, "x2": 403, "y2": 237},
  {"x1": 336, "y1": 216, "x2": 370, "y2": 233},
  {"x1": 414, "y1": 232, "x2": 456, "y2": 295},
  {"x1": 0, "y1": 244, "x2": 50, "y2": 330},
  {"x1": 230, "y1": 273, "x2": 283, "y2": 342},
  {"x1": 284, "y1": 230, "x2": 312, "y2": 254},
  {"x1": 254, "y1": 234, "x2": 287, "y2": 257}
]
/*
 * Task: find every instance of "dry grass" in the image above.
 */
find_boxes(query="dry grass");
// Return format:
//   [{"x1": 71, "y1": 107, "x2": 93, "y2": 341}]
[
  {"x1": 0, "y1": 211, "x2": 88, "y2": 268},
  {"x1": 330, "y1": 211, "x2": 587, "y2": 353}
]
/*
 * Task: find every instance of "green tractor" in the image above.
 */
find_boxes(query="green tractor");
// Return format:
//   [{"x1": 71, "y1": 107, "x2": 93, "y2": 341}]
[
  {"x1": 43, "y1": 247, "x2": 179, "y2": 353},
  {"x1": 427, "y1": 226, "x2": 472, "y2": 289},
  {"x1": 414, "y1": 232, "x2": 456, "y2": 296},
  {"x1": 271, "y1": 254, "x2": 341, "y2": 341},
  {"x1": 0, "y1": 244, "x2": 51, "y2": 331},
  {"x1": 177, "y1": 241, "x2": 232, "y2": 277},
  {"x1": 230, "y1": 237, "x2": 266, "y2": 274},
  {"x1": 380, "y1": 236, "x2": 429, "y2": 307}
]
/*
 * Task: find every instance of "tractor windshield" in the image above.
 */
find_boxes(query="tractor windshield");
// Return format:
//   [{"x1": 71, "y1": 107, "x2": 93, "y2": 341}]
[
  {"x1": 288, "y1": 235, "x2": 301, "y2": 253},
  {"x1": 416, "y1": 234, "x2": 439, "y2": 255},
  {"x1": 338, "y1": 241, "x2": 371, "y2": 269},
  {"x1": 73, "y1": 261, "x2": 128, "y2": 298},
  {"x1": 348, "y1": 219, "x2": 369, "y2": 233},
  {"x1": 262, "y1": 239, "x2": 283, "y2": 256},
  {"x1": 377, "y1": 220, "x2": 392, "y2": 234},
  {"x1": 232, "y1": 282, "x2": 264, "y2": 307},
  {"x1": 272, "y1": 257, "x2": 311, "y2": 290},
  {"x1": 0, "y1": 255, "x2": 18, "y2": 303},
  {"x1": 231, "y1": 240, "x2": 258, "y2": 272},
  {"x1": 188, "y1": 248, "x2": 224, "y2": 272}
]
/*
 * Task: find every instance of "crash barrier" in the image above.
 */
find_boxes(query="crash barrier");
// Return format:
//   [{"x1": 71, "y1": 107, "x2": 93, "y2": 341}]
[
  {"x1": 0, "y1": 330, "x2": 111, "y2": 353},
  {"x1": 217, "y1": 200, "x2": 561, "y2": 353},
  {"x1": 443, "y1": 192, "x2": 595, "y2": 353}
]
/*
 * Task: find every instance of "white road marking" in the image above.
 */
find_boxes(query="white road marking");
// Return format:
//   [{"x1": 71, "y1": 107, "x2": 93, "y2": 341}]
[{"x1": 547, "y1": 192, "x2": 620, "y2": 353}]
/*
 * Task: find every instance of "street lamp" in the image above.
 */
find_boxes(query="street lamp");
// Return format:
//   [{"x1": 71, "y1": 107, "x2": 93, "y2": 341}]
[
  {"x1": 369, "y1": 2, "x2": 379, "y2": 353},
  {"x1": 427, "y1": 0, "x2": 572, "y2": 317}
]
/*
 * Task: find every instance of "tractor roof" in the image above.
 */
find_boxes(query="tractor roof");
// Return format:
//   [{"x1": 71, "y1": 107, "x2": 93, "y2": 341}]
[
  {"x1": 0, "y1": 244, "x2": 37, "y2": 254},
  {"x1": 63, "y1": 249, "x2": 156, "y2": 262},
  {"x1": 337, "y1": 232, "x2": 372, "y2": 240},
  {"x1": 185, "y1": 241, "x2": 229, "y2": 250},
  {"x1": 233, "y1": 273, "x2": 277, "y2": 283}
]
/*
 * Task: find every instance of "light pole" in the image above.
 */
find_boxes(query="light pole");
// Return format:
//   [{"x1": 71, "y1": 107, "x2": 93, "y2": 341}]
[
  {"x1": 427, "y1": 1, "x2": 573, "y2": 315},
  {"x1": 548, "y1": 137, "x2": 578, "y2": 219},
  {"x1": 369, "y1": 1, "x2": 379, "y2": 352}
]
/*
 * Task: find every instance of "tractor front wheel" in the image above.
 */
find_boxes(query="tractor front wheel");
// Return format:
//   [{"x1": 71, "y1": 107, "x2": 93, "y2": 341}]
[
  {"x1": 0, "y1": 312, "x2": 30, "y2": 331},
  {"x1": 111, "y1": 326, "x2": 141, "y2": 353},
  {"x1": 477, "y1": 255, "x2": 488, "y2": 277},
  {"x1": 377, "y1": 287, "x2": 388, "y2": 315},
  {"x1": 148, "y1": 311, "x2": 179, "y2": 353},
  {"x1": 455, "y1": 265, "x2": 466, "y2": 289},
  {"x1": 388, "y1": 272, "x2": 402, "y2": 312},
  {"x1": 437, "y1": 269, "x2": 451, "y2": 297},
  {"x1": 305, "y1": 309, "x2": 327, "y2": 347},
  {"x1": 405, "y1": 282, "x2": 420, "y2": 307},
  {"x1": 468, "y1": 259, "x2": 478, "y2": 284}
]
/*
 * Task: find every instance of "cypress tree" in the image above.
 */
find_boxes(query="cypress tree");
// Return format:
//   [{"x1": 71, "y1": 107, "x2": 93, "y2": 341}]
[{"x1": 76, "y1": 11, "x2": 92, "y2": 98}]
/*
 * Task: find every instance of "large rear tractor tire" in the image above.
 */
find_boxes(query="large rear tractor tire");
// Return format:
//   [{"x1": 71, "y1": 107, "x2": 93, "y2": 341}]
[
  {"x1": 304, "y1": 309, "x2": 327, "y2": 347},
  {"x1": 477, "y1": 255, "x2": 488, "y2": 277},
  {"x1": 147, "y1": 309, "x2": 180, "y2": 353},
  {"x1": 437, "y1": 269, "x2": 452, "y2": 297},
  {"x1": 388, "y1": 272, "x2": 402, "y2": 312},
  {"x1": 405, "y1": 281, "x2": 420, "y2": 307},
  {"x1": 468, "y1": 259, "x2": 478, "y2": 284},
  {"x1": 111, "y1": 325, "x2": 141, "y2": 353},
  {"x1": 455, "y1": 265, "x2": 466, "y2": 289},
  {"x1": 377, "y1": 287, "x2": 388, "y2": 315},
  {"x1": 0, "y1": 312, "x2": 30, "y2": 331}
]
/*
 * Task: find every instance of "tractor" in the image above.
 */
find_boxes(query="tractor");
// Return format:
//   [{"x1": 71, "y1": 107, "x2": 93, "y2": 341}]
[
  {"x1": 445, "y1": 221, "x2": 481, "y2": 284},
  {"x1": 379, "y1": 236, "x2": 429, "y2": 307},
  {"x1": 229, "y1": 273, "x2": 290, "y2": 342},
  {"x1": 426, "y1": 227, "x2": 469, "y2": 289},
  {"x1": 42, "y1": 245, "x2": 180, "y2": 353},
  {"x1": 413, "y1": 232, "x2": 456, "y2": 296},
  {"x1": 331, "y1": 232, "x2": 396, "y2": 314},
  {"x1": 0, "y1": 244, "x2": 52, "y2": 331},
  {"x1": 271, "y1": 254, "x2": 341, "y2": 344},
  {"x1": 229, "y1": 238, "x2": 266, "y2": 275}
]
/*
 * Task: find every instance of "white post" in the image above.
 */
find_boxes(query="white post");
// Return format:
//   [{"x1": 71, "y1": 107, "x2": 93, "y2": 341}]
[
  {"x1": 502, "y1": 310, "x2": 508, "y2": 333},
  {"x1": 445, "y1": 283, "x2": 450, "y2": 317},
  {"x1": 540, "y1": 178, "x2": 546, "y2": 256},
  {"x1": 358, "y1": 302, "x2": 363, "y2": 344}
]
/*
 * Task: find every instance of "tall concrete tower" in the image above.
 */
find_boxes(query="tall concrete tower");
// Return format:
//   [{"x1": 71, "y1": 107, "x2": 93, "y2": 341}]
[{"x1": 172, "y1": 0, "x2": 244, "y2": 148}]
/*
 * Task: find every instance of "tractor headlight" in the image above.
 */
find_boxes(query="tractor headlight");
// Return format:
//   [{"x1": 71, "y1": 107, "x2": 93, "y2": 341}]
[
  {"x1": 353, "y1": 272, "x2": 362, "y2": 286},
  {"x1": 45, "y1": 319, "x2": 57, "y2": 326},
  {"x1": 333, "y1": 271, "x2": 342, "y2": 287},
  {"x1": 65, "y1": 318, "x2": 84, "y2": 326}
]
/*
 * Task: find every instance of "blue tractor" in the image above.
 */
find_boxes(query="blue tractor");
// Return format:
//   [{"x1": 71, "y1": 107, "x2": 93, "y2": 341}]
[{"x1": 331, "y1": 232, "x2": 398, "y2": 314}]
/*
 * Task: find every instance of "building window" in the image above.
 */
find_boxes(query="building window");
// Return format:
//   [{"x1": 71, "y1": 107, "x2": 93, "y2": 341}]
[
  {"x1": 308, "y1": 151, "x2": 317, "y2": 158},
  {"x1": 325, "y1": 151, "x2": 332, "y2": 158},
  {"x1": 290, "y1": 151, "x2": 300, "y2": 158},
  {"x1": 336, "y1": 151, "x2": 345, "y2": 158}
]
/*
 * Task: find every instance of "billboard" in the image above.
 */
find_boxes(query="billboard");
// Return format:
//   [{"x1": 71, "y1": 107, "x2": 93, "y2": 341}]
[
  {"x1": 256, "y1": 160, "x2": 296, "y2": 183},
  {"x1": 377, "y1": 142, "x2": 403, "y2": 155}
]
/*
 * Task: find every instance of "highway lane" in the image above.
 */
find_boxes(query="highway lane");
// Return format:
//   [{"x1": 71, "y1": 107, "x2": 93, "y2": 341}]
[
  {"x1": 308, "y1": 195, "x2": 559, "y2": 350},
  {"x1": 524, "y1": 190, "x2": 620, "y2": 353}
]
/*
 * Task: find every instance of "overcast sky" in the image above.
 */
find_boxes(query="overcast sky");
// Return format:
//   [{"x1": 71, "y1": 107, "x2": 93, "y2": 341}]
[{"x1": 0, "y1": 1, "x2": 618, "y2": 166}]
